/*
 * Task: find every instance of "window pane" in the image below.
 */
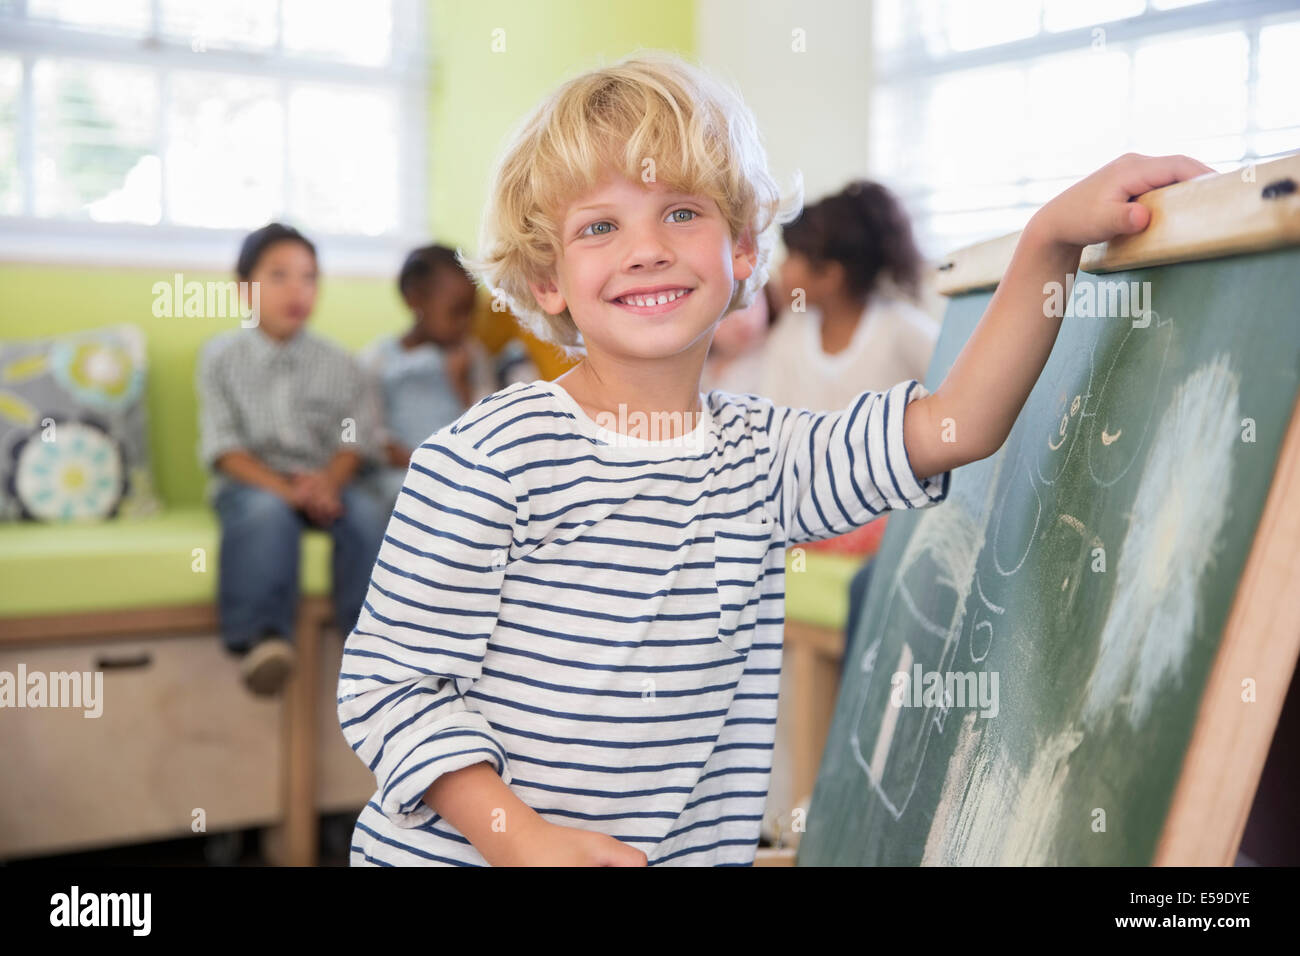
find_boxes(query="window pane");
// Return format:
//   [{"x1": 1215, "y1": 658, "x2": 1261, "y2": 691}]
[
  {"x1": 27, "y1": 0, "x2": 150, "y2": 35},
  {"x1": 1257, "y1": 19, "x2": 1300, "y2": 132},
  {"x1": 282, "y1": 0, "x2": 393, "y2": 66},
  {"x1": 33, "y1": 59, "x2": 160, "y2": 223},
  {"x1": 944, "y1": 0, "x2": 1041, "y2": 53},
  {"x1": 159, "y1": 0, "x2": 277, "y2": 52},
  {"x1": 288, "y1": 85, "x2": 397, "y2": 235},
  {"x1": 925, "y1": 66, "x2": 1029, "y2": 188},
  {"x1": 873, "y1": 0, "x2": 907, "y2": 54},
  {"x1": 1132, "y1": 30, "x2": 1247, "y2": 159},
  {"x1": 1043, "y1": 0, "x2": 1144, "y2": 34},
  {"x1": 166, "y1": 72, "x2": 283, "y2": 228},
  {"x1": 1027, "y1": 49, "x2": 1131, "y2": 178},
  {"x1": 0, "y1": 58, "x2": 18, "y2": 216}
]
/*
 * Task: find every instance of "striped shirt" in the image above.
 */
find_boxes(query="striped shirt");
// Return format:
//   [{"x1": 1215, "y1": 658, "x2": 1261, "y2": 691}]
[
  {"x1": 195, "y1": 327, "x2": 384, "y2": 500},
  {"x1": 338, "y1": 375, "x2": 951, "y2": 866}
]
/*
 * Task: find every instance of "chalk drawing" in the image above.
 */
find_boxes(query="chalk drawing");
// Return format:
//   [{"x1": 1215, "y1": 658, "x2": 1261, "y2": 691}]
[
  {"x1": 921, "y1": 712, "x2": 1084, "y2": 865},
  {"x1": 849, "y1": 500, "x2": 984, "y2": 819},
  {"x1": 1082, "y1": 353, "x2": 1240, "y2": 727},
  {"x1": 1087, "y1": 313, "x2": 1174, "y2": 487},
  {"x1": 992, "y1": 450, "x2": 1042, "y2": 577},
  {"x1": 1037, "y1": 333, "x2": 1096, "y2": 487}
]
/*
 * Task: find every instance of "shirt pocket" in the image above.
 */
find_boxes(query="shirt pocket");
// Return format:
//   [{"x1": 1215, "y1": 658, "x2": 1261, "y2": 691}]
[{"x1": 711, "y1": 514, "x2": 774, "y2": 657}]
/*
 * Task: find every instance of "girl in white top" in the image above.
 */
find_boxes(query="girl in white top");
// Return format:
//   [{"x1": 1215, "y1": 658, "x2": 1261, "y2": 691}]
[
  {"x1": 763, "y1": 179, "x2": 941, "y2": 411},
  {"x1": 758, "y1": 180, "x2": 940, "y2": 846}
]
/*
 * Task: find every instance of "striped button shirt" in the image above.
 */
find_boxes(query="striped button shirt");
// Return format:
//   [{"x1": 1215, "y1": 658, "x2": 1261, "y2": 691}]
[
  {"x1": 195, "y1": 327, "x2": 384, "y2": 499},
  {"x1": 339, "y1": 375, "x2": 951, "y2": 866}
]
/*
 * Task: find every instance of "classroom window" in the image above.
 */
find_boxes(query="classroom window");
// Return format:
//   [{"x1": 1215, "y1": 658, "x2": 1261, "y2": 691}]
[
  {"x1": 870, "y1": 0, "x2": 1300, "y2": 258},
  {"x1": 0, "y1": 0, "x2": 427, "y2": 270}
]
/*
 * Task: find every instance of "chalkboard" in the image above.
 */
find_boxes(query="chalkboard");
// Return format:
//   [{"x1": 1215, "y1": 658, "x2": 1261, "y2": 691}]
[{"x1": 796, "y1": 239, "x2": 1300, "y2": 865}]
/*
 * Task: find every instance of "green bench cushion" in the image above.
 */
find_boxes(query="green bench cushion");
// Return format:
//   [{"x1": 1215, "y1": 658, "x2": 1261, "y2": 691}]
[
  {"x1": 782, "y1": 550, "x2": 862, "y2": 631},
  {"x1": 0, "y1": 509, "x2": 863, "y2": 630},
  {"x1": 0, "y1": 508, "x2": 332, "y2": 617}
]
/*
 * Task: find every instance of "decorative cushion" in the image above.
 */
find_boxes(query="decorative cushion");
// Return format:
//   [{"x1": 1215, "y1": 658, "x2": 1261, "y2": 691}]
[{"x1": 0, "y1": 325, "x2": 161, "y2": 521}]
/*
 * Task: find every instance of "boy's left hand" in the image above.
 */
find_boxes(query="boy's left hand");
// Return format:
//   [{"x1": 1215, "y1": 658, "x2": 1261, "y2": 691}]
[{"x1": 1030, "y1": 152, "x2": 1216, "y2": 250}]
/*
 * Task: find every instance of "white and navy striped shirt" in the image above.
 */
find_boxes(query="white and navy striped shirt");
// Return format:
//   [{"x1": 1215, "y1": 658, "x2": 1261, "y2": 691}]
[{"x1": 338, "y1": 376, "x2": 950, "y2": 866}]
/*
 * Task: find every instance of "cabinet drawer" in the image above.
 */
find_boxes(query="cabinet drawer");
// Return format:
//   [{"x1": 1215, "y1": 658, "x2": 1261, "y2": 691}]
[{"x1": 0, "y1": 633, "x2": 281, "y2": 859}]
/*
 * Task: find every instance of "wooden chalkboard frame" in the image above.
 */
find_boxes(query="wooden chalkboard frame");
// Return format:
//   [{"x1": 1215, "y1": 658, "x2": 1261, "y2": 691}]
[
  {"x1": 936, "y1": 152, "x2": 1300, "y2": 295},
  {"x1": 930, "y1": 151, "x2": 1300, "y2": 866}
]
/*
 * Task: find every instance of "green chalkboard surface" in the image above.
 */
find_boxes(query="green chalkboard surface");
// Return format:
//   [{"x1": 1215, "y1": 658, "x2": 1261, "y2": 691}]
[{"x1": 797, "y1": 245, "x2": 1300, "y2": 866}]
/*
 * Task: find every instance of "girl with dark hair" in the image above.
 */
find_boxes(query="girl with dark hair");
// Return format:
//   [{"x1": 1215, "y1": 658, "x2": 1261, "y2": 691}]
[
  {"x1": 763, "y1": 179, "x2": 940, "y2": 410},
  {"x1": 759, "y1": 183, "x2": 941, "y2": 845}
]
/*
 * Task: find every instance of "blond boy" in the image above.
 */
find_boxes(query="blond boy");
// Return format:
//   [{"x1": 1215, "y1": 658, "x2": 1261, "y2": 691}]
[{"x1": 338, "y1": 52, "x2": 1211, "y2": 866}]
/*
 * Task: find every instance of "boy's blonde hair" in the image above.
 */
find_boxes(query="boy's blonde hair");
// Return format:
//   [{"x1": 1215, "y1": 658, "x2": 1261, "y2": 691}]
[{"x1": 458, "y1": 51, "x2": 803, "y2": 361}]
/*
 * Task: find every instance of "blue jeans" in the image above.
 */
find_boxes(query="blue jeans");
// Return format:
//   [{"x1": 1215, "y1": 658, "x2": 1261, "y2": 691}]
[{"x1": 214, "y1": 480, "x2": 388, "y2": 653}]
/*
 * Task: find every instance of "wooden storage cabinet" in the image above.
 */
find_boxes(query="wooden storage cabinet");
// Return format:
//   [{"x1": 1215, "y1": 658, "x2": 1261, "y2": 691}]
[{"x1": 0, "y1": 633, "x2": 282, "y2": 859}]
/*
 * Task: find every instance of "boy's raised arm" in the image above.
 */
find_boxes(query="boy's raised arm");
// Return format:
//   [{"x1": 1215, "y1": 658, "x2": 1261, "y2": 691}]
[{"x1": 903, "y1": 153, "x2": 1216, "y2": 481}]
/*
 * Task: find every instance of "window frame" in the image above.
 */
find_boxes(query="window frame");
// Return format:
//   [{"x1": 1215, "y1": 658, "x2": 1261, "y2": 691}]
[
  {"x1": 0, "y1": 0, "x2": 429, "y2": 275},
  {"x1": 871, "y1": 0, "x2": 1300, "y2": 258}
]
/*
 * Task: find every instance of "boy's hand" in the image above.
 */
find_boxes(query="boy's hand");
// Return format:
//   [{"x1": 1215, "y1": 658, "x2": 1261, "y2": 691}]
[
  {"x1": 1030, "y1": 152, "x2": 1215, "y2": 250},
  {"x1": 384, "y1": 440, "x2": 413, "y2": 469},
  {"x1": 503, "y1": 819, "x2": 648, "y2": 867},
  {"x1": 289, "y1": 471, "x2": 343, "y2": 526}
]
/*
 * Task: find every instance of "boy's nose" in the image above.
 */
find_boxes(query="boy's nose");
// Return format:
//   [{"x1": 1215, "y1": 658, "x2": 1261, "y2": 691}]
[{"x1": 622, "y1": 231, "x2": 675, "y2": 269}]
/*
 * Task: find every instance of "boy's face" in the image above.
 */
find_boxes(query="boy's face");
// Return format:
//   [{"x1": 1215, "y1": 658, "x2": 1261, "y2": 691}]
[
  {"x1": 405, "y1": 269, "x2": 476, "y2": 347},
  {"x1": 530, "y1": 170, "x2": 757, "y2": 366},
  {"x1": 246, "y1": 240, "x2": 318, "y2": 340}
]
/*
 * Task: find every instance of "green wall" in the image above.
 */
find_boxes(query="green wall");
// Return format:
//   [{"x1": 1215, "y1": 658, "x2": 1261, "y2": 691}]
[
  {"x1": 428, "y1": 0, "x2": 697, "y2": 249},
  {"x1": 0, "y1": 0, "x2": 696, "y2": 509}
]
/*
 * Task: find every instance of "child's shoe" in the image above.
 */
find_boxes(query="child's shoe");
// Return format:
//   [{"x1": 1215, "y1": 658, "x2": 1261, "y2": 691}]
[{"x1": 240, "y1": 636, "x2": 295, "y2": 696}]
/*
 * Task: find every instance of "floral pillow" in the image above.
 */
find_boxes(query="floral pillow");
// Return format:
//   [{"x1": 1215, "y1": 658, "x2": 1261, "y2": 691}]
[{"x1": 0, "y1": 325, "x2": 161, "y2": 522}]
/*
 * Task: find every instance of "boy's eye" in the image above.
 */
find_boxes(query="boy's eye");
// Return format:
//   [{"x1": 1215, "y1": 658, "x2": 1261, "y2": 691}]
[{"x1": 579, "y1": 207, "x2": 698, "y2": 237}]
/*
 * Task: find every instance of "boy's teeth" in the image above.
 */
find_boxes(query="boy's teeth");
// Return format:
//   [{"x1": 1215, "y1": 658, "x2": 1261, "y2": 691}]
[{"x1": 620, "y1": 289, "x2": 688, "y2": 306}]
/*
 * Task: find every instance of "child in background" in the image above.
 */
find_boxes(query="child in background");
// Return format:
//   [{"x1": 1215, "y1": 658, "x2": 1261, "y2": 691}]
[
  {"x1": 357, "y1": 245, "x2": 498, "y2": 513},
  {"x1": 699, "y1": 280, "x2": 779, "y2": 396},
  {"x1": 197, "y1": 223, "x2": 388, "y2": 696},
  {"x1": 762, "y1": 179, "x2": 939, "y2": 411},
  {"x1": 337, "y1": 52, "x2": 1211, "y2": 866}
]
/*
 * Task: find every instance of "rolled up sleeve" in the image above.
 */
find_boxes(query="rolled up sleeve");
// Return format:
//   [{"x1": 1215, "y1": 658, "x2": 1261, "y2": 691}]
[
  {"x1": 337, "y1": 433, "x2": 518, "y2": 828},
  {"x1": 765, "y1": 378, "x2": 951, "y2": 545}
]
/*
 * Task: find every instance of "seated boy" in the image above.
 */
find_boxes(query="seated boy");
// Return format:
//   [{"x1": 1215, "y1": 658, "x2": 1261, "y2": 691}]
[
  {"x1": 198, "y1": 222, "x2": 388, "y2": 696},
  {"x1": 337, "y1": 54, "x2": 1211, "y2": 865}
]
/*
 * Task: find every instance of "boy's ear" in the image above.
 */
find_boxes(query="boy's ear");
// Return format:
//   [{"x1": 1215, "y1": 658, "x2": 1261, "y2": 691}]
[
  {"x1": 527, "y1": 273, "x2": 567, "y2": 315},
  {"x1": 732, "y1": 227, "x2": 759, "y2": 282}
]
